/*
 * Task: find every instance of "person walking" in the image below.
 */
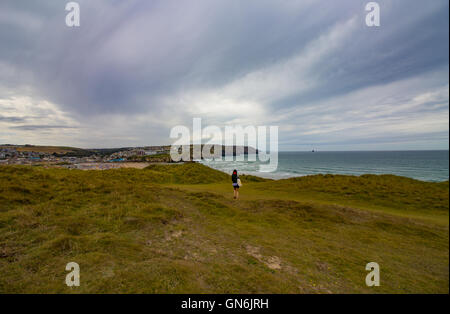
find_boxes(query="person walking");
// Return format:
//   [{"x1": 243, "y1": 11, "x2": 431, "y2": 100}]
[{"x1": 231, "y1": 169, "x2": 241, "y2": 199}]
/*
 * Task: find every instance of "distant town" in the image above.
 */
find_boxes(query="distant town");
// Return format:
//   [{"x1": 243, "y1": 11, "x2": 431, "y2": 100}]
[
  {"x1": 0, "y1": 145, "x2": 172, "y2": 170},
  {"x1": 0, "y1": 144, "x2": 258, "y2": 170}
]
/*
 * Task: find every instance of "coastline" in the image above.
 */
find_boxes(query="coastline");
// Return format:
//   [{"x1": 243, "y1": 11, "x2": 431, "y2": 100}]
[
  {"x1": 198, "y1": 150, "x2": 450, "y2": 183},
  {"x1": 199, "y1": 162, "x2": 450, "y2": 183},
  {"x1": 1, "y1": 159, "x2": 448, "y2": 183}
]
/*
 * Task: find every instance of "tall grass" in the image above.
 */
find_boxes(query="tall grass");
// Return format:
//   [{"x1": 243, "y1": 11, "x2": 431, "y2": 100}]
[{"x1": 0, "y1": 164, "x2": 448, "y2": 293}]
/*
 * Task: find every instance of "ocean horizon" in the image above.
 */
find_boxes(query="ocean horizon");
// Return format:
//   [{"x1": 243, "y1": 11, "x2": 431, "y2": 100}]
[{"x1": 199, "y1": 150, "x2": 449, "y2": 182}]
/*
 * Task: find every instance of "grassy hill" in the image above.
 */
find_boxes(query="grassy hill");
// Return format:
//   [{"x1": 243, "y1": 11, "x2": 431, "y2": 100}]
[
  {"x1": 0, "y1": 145, "x2": 83, "y2": 154},
  {"x1": 0, "y1": 163, "x2": 448, "y2": 293}
]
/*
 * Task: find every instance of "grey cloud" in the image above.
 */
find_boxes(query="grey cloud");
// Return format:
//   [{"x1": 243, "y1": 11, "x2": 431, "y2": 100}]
[
  {"x1": 0, "y1": 115, "x2": 27, "y2": 123},
  {"x1": 10, "y1": 125, "x2": 77, "y2": 131},
  {"x1": 0, "y1": 0, "x2": 448, "y2": 149},
  {"x1": 1, "y1": 0, "x2": 445, "y2": 115}
]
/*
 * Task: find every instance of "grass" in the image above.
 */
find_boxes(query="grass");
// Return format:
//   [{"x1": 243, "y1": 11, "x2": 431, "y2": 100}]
[
  {"x1": 0, "y1": 145, "x2": 83, "y2": 154},
  {"x1": 0, "y1": 163, "x2": 448, "y2": 293}
]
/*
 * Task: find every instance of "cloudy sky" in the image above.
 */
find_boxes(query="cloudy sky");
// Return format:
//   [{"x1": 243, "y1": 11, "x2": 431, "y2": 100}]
[{"x1": 0, "y1": 0, "x2": 448, "y2": 150}]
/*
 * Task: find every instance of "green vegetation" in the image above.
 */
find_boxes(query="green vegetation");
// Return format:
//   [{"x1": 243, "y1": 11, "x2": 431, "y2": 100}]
[
  {"x1": 0, "y1": 145, "x2": 83, "y2": 154},
  {"x1": 0, "y1": 163, "x2": 448, "y2": 293}
]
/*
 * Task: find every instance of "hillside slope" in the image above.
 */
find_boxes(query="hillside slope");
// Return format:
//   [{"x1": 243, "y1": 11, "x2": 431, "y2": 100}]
[{"x1": 0, "y1": 164, "x2": 448, "y2": 293}]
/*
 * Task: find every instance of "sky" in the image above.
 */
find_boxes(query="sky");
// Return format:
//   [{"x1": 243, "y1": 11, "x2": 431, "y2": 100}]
[{"x1": 0, "y1": 0, "x2": 448, "y2": 150}]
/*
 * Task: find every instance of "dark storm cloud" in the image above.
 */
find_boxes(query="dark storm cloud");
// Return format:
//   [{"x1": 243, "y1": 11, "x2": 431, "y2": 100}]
[
  {"x1": 0, "y1": 0, "x2": 448, "y2": 149},
  {"x1": 0, "y1": 0, "x2": 445, "y2": 115}
]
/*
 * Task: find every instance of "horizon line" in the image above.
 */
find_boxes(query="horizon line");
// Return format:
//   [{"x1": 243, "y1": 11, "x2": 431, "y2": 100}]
[{"x1": 1, "y1": 144, "x2": 449, "y2": 153}]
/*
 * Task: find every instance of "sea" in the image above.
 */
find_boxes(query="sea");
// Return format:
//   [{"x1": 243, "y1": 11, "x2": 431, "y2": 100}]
[{"x1": 199, "y1": 150, "x2": 449, "y2": 182}]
